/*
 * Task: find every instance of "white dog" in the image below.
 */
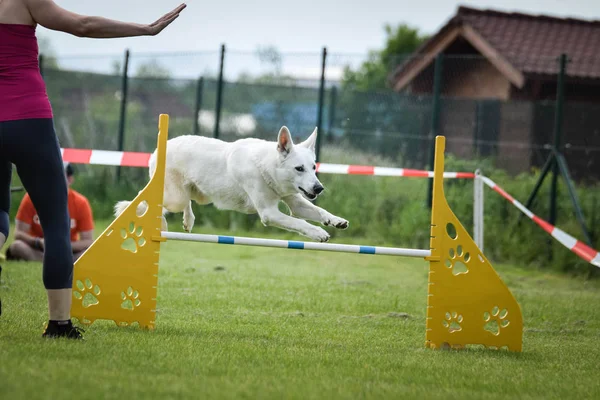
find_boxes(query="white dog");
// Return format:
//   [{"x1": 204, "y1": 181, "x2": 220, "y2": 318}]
[{"x1": 114, "y1": 126, "x2": 349, "y2": 242}]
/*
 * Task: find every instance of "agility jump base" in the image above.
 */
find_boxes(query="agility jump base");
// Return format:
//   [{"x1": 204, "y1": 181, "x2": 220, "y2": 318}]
[{"x1": 71, "y1": 114, "x2": 523, "y2": 352}]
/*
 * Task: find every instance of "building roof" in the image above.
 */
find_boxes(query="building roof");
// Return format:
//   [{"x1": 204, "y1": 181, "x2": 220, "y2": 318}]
[{"x1": 390, "y1": 6, "x2": 600, "y2": 91}]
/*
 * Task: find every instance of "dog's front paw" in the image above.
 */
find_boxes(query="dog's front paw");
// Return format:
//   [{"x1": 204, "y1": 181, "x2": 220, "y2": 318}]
[
  {"x1": 324, "y1": 216, "x2": 349, "y2": 230},
  {"x1": 307, "y1": 226, "x2": 330, "y2": 243}
]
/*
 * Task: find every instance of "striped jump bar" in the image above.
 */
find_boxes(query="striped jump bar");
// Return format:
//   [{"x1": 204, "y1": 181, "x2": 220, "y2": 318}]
[
  {"x1": 481, "y1": 176, "x2": 600, "y2": 268},
  {"x1": 59, "y1": 147, "x2": 474, "y2": 178},
  {"x1": 161, "y1": 232, "x2": 432, "y2": 258}
]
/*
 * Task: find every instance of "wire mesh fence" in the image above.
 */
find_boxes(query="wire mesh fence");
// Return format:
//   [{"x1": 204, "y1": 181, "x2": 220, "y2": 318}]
[
  {"x1": 40, "y1": 49, "x2": 600, "y2": 182},
  {"x1": 16, "y1": 39, "x2": 600, "y2": 277}
]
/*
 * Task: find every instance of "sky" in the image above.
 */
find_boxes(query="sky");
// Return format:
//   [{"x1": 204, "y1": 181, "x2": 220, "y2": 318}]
[{"x1": 38, "y1": 0, "x2": 600, "y2": 80}]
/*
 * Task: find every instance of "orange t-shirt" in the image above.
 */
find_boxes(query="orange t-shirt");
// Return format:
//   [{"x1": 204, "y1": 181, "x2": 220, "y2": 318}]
[{"x1": 16, "y1": 189, "x2": 94, "y2": 241}]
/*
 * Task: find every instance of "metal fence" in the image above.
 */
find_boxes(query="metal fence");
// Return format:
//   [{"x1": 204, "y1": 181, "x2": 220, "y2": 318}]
[
  {"x1": 40, "y1": 48, "x2": 600, "y2": 184},
  {"x1": 29, "y1": 47, "x2": 600, "y2": 272}
]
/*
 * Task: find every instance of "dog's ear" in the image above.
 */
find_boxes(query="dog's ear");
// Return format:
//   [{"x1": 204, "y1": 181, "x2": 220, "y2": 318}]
[
  {"x1": 299, "y1": 127, "x2": 317, "y2": 153},
  {"x1": 277, "y1": 126, "x2": 294, "y2": 156}
]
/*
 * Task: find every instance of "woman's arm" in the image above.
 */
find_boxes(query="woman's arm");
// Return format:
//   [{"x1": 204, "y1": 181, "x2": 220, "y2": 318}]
[{"x1": 25, "y1": 0, "x2": 186, "y2": 38}]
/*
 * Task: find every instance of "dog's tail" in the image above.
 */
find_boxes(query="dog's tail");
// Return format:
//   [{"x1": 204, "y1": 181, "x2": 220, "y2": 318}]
[
  {"x1": 113, "y1": 199, "x2": 149, "y2": 218},
  {"x1": 113, "y1": 200, "x2": 132, "y2": 218},
  {"x1": 113, "y1": 148, "x2": 158, "y2": 219}
]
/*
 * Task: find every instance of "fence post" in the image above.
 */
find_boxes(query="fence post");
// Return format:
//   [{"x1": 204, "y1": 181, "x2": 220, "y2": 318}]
[
  {"x1": 193, "y1": 76, "x2": 204, "y2": 135},
  {"x1": 327, "y1": 85, "x2": 337, "y2": 143},
  {"x1": 474, "y1": 101, "x2": 482, "y2": 158},
  {"x1": 214, "y1": 44, "x2": 226, "y2": 139},
  {"x1": 549, "y1": 53, "x2": 567, "y2": 226},
  {"x1": 473, "y1": 169, "x2": 484, "y2": 252},
  {"x1": 427, "y1": 53, "x2": 444, "y2": 208},
  {"x1": 116, "y1": 49, "x2": 130, "y2": 182},
  {"x1": 315, "y1": 47, "x2": 327, "y2": 162}
]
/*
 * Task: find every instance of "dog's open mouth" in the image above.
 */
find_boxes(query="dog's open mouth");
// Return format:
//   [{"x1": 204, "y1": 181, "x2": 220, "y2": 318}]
[{"x1": 299, "y1": 187, "x2": 317, "y2": 200}]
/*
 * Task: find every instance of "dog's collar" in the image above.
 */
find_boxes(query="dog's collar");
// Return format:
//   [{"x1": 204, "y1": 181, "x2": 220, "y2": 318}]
[{"x1": 251, "y1": 153, "x2": 287, "y2": 197}]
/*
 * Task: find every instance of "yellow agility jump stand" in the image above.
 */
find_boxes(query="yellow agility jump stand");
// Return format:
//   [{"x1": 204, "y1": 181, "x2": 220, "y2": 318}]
[
  {"x1": 70, "y1": 114, "x2": 169, "y2": 329},
  {"x1": 426, "y1": 136, "x2": 523, "y2": 352},
  {"x1": 71, "y1": 113, "x2": 523, "y2": 351}
]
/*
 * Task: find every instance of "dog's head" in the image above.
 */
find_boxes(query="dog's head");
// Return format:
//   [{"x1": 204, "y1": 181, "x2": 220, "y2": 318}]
[{"x1": 275, "y1": 126, "x2": 324, "y2": 200}]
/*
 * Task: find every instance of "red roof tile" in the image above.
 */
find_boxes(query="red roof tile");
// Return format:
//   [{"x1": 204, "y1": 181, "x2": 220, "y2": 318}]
[
  {"x1": 391, "y1": 6, "x2": 600, "y2": 85},
  {"x1": 456, "y1": 6, "x2": 600, "y2": 79}
]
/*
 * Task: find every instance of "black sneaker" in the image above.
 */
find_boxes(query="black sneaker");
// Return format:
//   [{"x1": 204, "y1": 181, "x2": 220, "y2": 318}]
[
  {"x1": 4, "y1": 247, "x2": 14, "y2": 260},
  {"x1": 42, "y1": 319, "x2": 85, "y2": 339}
]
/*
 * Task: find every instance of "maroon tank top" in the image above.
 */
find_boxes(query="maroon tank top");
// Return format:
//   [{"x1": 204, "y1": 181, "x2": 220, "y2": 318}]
[{"x1": 0, "y1": 23, "x2": 53, "y2": 122}]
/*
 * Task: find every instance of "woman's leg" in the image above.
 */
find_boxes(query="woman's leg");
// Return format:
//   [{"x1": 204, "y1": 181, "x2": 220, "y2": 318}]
[
  {"x1": 0, "y1": 152, "x2": 10, "y2": 318},
  {"x1": 0, "y1": 158, "x2": 11, "y2": 250},
  {"x1": 3, "y1": 119, "x2": 76, "y2": 324}
]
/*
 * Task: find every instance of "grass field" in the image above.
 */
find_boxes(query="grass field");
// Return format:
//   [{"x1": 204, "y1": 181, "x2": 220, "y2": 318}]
[{"x1": 1, "y1": 223, "x2": 600, "y2": 399}]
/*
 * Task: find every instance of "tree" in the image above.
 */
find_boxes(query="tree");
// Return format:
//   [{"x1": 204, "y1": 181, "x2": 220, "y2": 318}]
[
  {"x1": 134, "y1": 59, "x2": 171, "y2": 79},
  {"x1": 237, "y1": 46, "x2": 296, "y2": 86},
  {"x1": 256, "y1": 45, "x2": 283, "y2": 76},
  {"x1": 342, "y1": 23, "x2": 428, "y2": 91},
  {"x1": 336, "y1": 24, "x2": 431, "y2": 165},
  {"x1": 130, "y1": 58, "x2": 173, "y2": 92}
]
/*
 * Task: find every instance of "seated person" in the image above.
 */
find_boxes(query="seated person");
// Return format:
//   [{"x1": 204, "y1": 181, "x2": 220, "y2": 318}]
[{"x1": 7, "y1": 163, "x2": 94, "y2": 262}]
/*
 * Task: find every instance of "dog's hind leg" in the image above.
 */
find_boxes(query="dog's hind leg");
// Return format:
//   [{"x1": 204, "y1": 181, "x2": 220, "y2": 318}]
[
  {"x1": 283, "y1": 194, "x2": 349, "y2": 229},
  {"x1": 161, "y1": 207, "x2": 169, "y2": 231},
  {"x1": 160, "y1": 174, "x2": 192, "y2": 232},
  {"x1": 182, "y1": 201, "x2": 195, "y2": 232}
]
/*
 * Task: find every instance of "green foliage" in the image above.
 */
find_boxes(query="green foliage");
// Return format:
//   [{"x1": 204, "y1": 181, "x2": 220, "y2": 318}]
[
  {"x1": 336, "y1": 23, "x2": 430, "y2": 164},
  {"x1": 380, "y1": 24, "x2": 429, "y2": 69},
  {"x1": 237, "y1": 46, "x2": 296, "y2": 86},
  {"x1": 341, "y1": 23, "x2": 429, "y2": 91},
  {"x1": 316, "y1": 149, "x2": 600, "y2": 277},
  {"x1": 334, "y1": 89, "x2": 433, "y2": 162},
  {"x1": 134, "y1": 59, "x2": 171, "y2": 78}
]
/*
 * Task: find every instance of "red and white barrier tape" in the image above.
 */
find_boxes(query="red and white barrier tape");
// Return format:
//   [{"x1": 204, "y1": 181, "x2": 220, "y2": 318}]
[
  {"x1": 61, "y1": 148, "x2": 151, "y2": 168},
  {"x1": 315, "y1": 163, "x2": 475, "y2": 178},
  {"x1": 60, "y1": 148, "x2": 475, "y2": 178},
  {"x1": 481, "y1": 176, "x2": 600, "y2": 268}
]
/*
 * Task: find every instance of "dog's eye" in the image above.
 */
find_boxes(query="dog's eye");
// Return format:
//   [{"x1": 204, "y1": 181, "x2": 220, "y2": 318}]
[
  {"x1": 312, "y1": 165, "x2": 316, "y2": 170},
  {"x1": 295, "y1": 166, "x2": 305, "y2": 172}
]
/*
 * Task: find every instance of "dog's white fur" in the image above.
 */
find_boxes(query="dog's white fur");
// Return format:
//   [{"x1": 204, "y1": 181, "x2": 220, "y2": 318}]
[{"x1": 114, "y1": 126, "x2": 348, "y2": 242}]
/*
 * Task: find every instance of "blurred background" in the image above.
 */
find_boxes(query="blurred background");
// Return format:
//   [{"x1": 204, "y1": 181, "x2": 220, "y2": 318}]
[{"x1": 14, "y1": 0, "x2": 600, "y2": 274}]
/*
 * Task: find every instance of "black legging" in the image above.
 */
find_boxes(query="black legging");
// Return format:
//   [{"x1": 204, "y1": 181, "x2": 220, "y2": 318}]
[{"x1": 0, "y1": 118, "x2": 73, "y2": 289}]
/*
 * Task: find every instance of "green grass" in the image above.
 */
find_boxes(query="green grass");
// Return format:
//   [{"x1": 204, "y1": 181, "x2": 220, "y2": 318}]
[{"x1": 1, "y1": 222, "x2": 600, "y2": 399}]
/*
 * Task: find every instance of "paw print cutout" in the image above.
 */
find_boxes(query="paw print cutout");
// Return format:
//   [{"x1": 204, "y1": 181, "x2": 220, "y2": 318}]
[
  {"x1": 121, "y1": 222, "x2": 146, "y2": 253},
  {"x1": 445, "y1": 244, "x2": 470, "y2": 276},
  {"x1": 121, "y1": 286, "x2": 141, "y2": 311},
  {"x1": 442, "y1": 311, "x2": 463, "y2": 333},
  {"x1": 73, "y1": 278, "x2": 101, "y2": 308},
  {"x1": 484, "y1": 306, "x2": 510, "y2": 335}
]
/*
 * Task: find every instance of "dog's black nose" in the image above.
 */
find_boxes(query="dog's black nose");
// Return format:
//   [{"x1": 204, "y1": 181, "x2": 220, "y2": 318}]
[{"x1": 313, "y1": 184, "x2": 324, "y2": 195}]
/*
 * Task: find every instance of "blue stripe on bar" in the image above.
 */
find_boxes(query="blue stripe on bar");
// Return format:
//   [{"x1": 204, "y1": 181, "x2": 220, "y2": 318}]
[
  {"x1": 359, "y1": 246, "x2": 376, "y2": 254},
  {"x1": 288, "y1": 241, "x2": 304, "y2": 249},
  {"x1": 218, "y1": 236, "x2": 235, "y2": 244}
]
